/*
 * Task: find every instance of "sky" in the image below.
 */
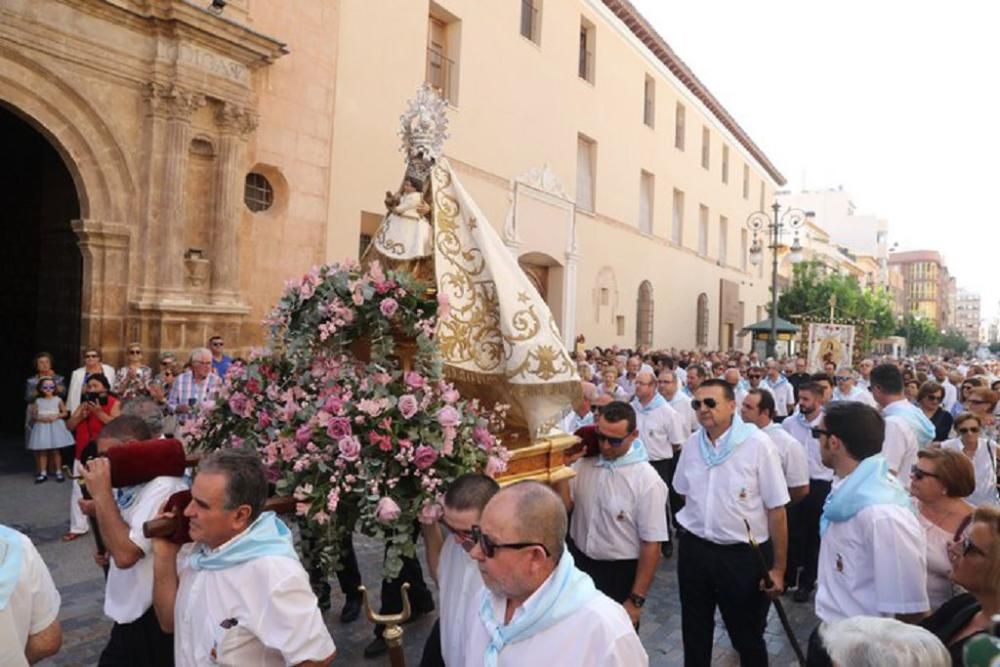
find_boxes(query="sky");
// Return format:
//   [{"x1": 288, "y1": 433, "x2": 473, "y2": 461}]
[{"x1": 630, "y1": 0, "x2": 1000, "y2": 320}]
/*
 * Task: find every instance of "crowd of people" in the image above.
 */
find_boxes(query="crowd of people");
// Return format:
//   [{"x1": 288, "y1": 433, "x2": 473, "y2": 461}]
[{"x1": 6, "y1": 340, "x2": 1000, "y2": 665}]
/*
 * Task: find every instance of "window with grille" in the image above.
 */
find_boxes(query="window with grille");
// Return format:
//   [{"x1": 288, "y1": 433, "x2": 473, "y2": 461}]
[
  {"x1": 671, "y1": 189, "x2": 684, "y2": 245},
  {"x1": 636, "y1": 281, "x2": 654, "y2": 347},
  {"x1": 701, "y1": 127, "x2": 710, "y2": 169},
  {"x1": 675, "y1": 103, "x2": 686, "y2": 150},
  {"x1": 696, "y1": 293, "x2": 709, "y2": 347},
  {"x1": 244, "y1": 172, "x2": 274, "y2": 212},
  {"x1": 643, "y1": 75, "x2": 655, "y2": 127},
  {"x1": 579, "y1": 19, "x2": 595, "y2": 82}
]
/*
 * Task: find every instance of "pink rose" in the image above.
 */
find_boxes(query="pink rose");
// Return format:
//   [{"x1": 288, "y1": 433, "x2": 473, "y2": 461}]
[
  {"x1": 398, "y1": 394, "x2": 419, "y2": 420},
  {"x1": 485, "y1": 455, "x2": 507, "y2": 477},
  {"x1": 442, "y1": 388, "x2": 460, "y2": 405},
  {"x1": 437, "y1": 405, "x2": 461, "y2": 428},
  {"x1": 338, "y1": 436, "x2": 361, "y2": 461},
  {"x1": 375, "y1": 496, "x2": 402, "y2": 524},
  {"x1": 419, "y1": 502, "x2": 443, "y2": 525},
  {"x1": 404, "y1": 371, "x2": 426, "y2": 389},
  {"x1": 437, "y1": 292, "x2": 451, "y2": 320},
  {"x1": 295, "y1": 423, "x2": 313, "y2": 445},
  {"x1": 413, "y1": 445, "x2": 438, "y2": 470},
  {"x1": 256, "y1": 411, "x2": 271, "y2": 430},
  {"x1": 379, "y1": 298, "x2": 399, "y2": 318},
  {"x1": 326, "y1": 417, "x2": 353, "y2": 440}
]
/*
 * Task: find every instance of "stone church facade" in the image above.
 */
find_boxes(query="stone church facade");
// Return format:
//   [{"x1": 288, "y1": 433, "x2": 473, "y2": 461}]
[{"x1": 1, "y1": 0, "x2": 340, "y2": 425}]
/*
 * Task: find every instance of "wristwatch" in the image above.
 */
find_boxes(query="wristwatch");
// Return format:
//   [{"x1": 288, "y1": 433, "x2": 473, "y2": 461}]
[{"x1": 628, "y1": 592, "x2": 646, "y2": 608}]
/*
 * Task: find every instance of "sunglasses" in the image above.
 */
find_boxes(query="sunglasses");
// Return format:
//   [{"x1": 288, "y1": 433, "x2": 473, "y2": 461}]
[
  {"x1": 968, "y1": 399, "x2": 991, "y2": 406},
  {"x1": 596, "y1": 430, "x2": 630, "y2": 447},
  {"x1": 834, "y1": 376, "x2": 852, "y2": 383},
  {"x1": 211, "y1": 341, "x2": 225, "y2": 347},
  {"x1": 810, "y1": 427, "x2": 832, "y2": 439},
  {"x1": 691, "y1": 397, "x2": 719, "y2": 410},
  {"x1": 40, "y1": 385, "x2": 56, "y2": 392},
  {"x1": 163, "y1": 371, "x2": 175, "y2": 377},
  {"x1": 84, "y1": 353, "x2": 99, "y2": 358},
  {"x1": 440, "y1": 519, "x2": 476, "y2": 552},
  {"x1": 748, "y1": 375, "x2": 762, "y2": 380},
  {"x1": 958, "y1": 426, "x2": 981, "y2": 435},
  {"x1": 925, "y1": 395, "x2": 943, "y2": 402},
  {"x1": 129, "y1": 350, "x2": 143, "y2": 355},
  {"x1": 470, "y1": 525, "x2": 550, "y2": 559},
  {"x1": 910, "y1": 465, "x2": 940, "y2": 481}
]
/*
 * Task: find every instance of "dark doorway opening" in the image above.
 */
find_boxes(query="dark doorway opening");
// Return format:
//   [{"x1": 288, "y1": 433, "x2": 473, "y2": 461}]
[{"x1": 0, "y1": 105, "x2": 83, "y2": 436}]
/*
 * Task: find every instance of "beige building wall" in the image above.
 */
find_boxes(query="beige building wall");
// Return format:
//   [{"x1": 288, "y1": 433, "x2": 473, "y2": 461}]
[{"x1": 328, "y1": 0, "x2": 783, "y2": 351}]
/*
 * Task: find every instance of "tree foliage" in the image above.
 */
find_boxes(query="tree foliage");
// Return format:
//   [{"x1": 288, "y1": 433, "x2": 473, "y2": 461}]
[
  {"x1": 776, "y1": 261, "x2": 896, "y2": 353},
  {"x1": 894, "y1": 313, "x2": 940, "y2": 351},
  {"x1": 939, "y1": 329, "x2": 970, "y2": 354}
]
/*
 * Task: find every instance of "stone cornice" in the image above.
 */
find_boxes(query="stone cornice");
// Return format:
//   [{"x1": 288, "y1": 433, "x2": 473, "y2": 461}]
[{"x1": 215, "y1": 100, "x2": 258, "y2": 138}]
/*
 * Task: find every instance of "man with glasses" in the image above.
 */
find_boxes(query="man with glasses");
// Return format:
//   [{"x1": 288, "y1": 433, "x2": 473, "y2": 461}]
[
  {"x1": 420, "y1": 473, "x2": 499, "y2": 667},
  {"x1": 808, "y1": 401, "x2": 928, "y2": 665},
  {"x1": 742, "y1": 389, "x2": 810, "y2": 505},
  {"x1": 831, "y1": 368, "x2": 877, "y2": 408},
  {"x1": 631, "y1": 372, "x2": 683, "y2": 558},
  {"x1": 658, "y1": 368, "x2": 698, "y2": 439},
  {"x1": 856, "y1": 358, "x2": 875, "y2": 392},
  {"x1": 871, "y1": 363, "x2": 936, "y2": 490},
  {"x1": 783, "y1": 381, "x2": 834, "y2": 603},
  {"x1": 673, "y1": 379, "x2": 789, "y2": 667},
  {"x1": 465, "y1": 481, "x2": 648, "y2": 666},
  {"x1": 565, "y1": 401, "x2": 668, "y2": 627},
  {"x1": 207, "y1": 335, "x2": 232, "y2": 377},
  {"x1": 167, "y1": 348, "x2": 222, "y2": 427}
]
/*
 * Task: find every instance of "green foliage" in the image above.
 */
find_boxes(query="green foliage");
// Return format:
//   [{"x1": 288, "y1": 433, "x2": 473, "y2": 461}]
[
  {"x1": 894, "y1": 314, "x2": 940, "y2": 351},
  {"x1": 939, "y1": 329, "x2": 971, "y2": 354},
  {"x1": 776, "y1": 260, "x2": 896, "y2": 353},
  {"x1": 990, "y1": 342, "x2": 1000, "y2": 354}
]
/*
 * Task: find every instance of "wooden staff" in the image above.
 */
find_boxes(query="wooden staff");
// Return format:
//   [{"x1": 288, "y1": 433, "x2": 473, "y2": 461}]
[{"x1": 143, "y1": 494, "x2": 297, "y2": 541}]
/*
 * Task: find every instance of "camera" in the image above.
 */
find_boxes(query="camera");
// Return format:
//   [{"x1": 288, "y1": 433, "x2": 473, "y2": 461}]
[{"x1": 85, "y1": 392, "x2": 109, "y2": 406}]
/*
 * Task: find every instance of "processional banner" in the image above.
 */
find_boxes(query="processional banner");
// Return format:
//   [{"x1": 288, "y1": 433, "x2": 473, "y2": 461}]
[{"x1": 807, "y1": 323, "x2": 856, "y2": 372}]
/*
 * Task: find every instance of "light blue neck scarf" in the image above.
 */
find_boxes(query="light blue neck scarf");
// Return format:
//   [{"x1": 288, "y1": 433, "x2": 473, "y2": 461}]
[
  {"x1": 820, "y1": 455, "x2": 912, "y2": 535},
  {"x1": 0, "y1": 525, "x2": 24, "y2": 610},
  {"x1": 764, "y1": 375, "x2": 788, "y2": 390},
  {"x1": 762, "y1": 423, "x2": 783, "y2": 434},
  {"x1": 187, "y1": 512, "x2": 298, "y2": 571},
  {"x1": 596, "y1": 438, "x2": 650, "y2": 469},
  {"x1": 565, "y1": 410, "x2": 594, "y2": 433},
  {"x1": 633, "y1": 392, "x2": 667, "y2": 414},
  {"x1": 682, "y1": 385, "x2": 693, "y2": 398},
  {"x1": 883, "y1": 399, "x2": 936, "y2": 448},
  {"x1": 699, "y1": 415, "x2": 758, "y2": 468},
  {"x1": 479, "y1": 550, "x2": 599, "y2": 667},
  {"x1": 116, "y1": 484, "x2": 143, "y2": 511}
]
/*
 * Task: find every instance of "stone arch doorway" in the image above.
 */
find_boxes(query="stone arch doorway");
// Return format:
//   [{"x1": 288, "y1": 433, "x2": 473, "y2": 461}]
[{"x1": 0, "y1": 105, "x2": 82, "y2": 434}]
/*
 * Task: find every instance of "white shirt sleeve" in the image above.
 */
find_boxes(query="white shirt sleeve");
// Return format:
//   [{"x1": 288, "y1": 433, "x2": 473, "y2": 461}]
[
  {"x1": 23, "y1": 536, "x2": 60, "y2": 635},
  {"x1": 668, "y1": 409, "x2": 685, "y2": 446},
  {"x1": 758, "y1": 439, "x2": 792, "y2": 509},
  {"x1": 783, "y1": 437, "x2": 810, "y2": 488},
  {"x1": 672, "y1": 436, "x2": 698, "y2": 496},
  {"x1": 871, "y1": 510, "x2": 930, "y2": 615},
  {"x1": 635, "y1": 474, "x2": 670, "y2": 543},
  {"x1": 252, "y1": 569, "x2": 336, "y2": 663},
  {"x1": 882, "y1": 420, "x2": 908, "y2": 475}
]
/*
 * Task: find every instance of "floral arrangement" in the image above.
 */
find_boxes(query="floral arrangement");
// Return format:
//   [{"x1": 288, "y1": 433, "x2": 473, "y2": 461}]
[{"x1": 184, "y1": 260, "x2": 508, "y2": 577}]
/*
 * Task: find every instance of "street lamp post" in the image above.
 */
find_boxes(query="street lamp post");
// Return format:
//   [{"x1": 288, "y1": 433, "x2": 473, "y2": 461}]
[{"x1": 746, "y1": 203, "x2": 810, "y2": 358}]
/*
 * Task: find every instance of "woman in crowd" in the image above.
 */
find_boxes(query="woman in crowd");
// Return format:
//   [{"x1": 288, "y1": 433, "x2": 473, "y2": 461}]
[
  {"x1": 943, "y1": 413, "x2": 1000, "y2": 507},
  {"x1": 918, "y1": 381, "x2": 954, "y2": 443},
  {"x1": 63, "y1": 374, "x2": 120, "y2": 541},
  {"x1": 24, "y1": 352, "x2": 66, "y2": 444},
  {"x1": 115, "y1": 341, "x2": 153, "y2": 401},
  {"x1": 67, "y1": 348, "x2": 115, "y2": 413},
  {"x1": 904, "y1": 378, "x2": 921, "y2": 404},
  {"x1": 921, "y1": 506, "x2": 1000, "y2": 665},
  {"x1": 965, "y1": 387, "x2": 1000, "y2": 443},
  {"x1": 952, "y1": 377, "x2": 986, "y2": 418},
  {"x1": 910, "y1": 448, "x2": 975, "y2": 609},
  {"x1": 595, "y1": 366, "x2": 626, "y2": 400}
]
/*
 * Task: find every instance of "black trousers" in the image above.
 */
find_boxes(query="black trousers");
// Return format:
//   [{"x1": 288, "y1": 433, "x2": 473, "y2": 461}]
[
  {"x1": 678, "y1": 531, "x2": 773, "y2": 667},
  {"x1": 790, "y1": 479, "x2": 831, "y2": 591},
  {"x1": 419, "y1": 618, "x2": 445, "y2": 667},
  {"x1": 569, "y1": 541, "x2": 638, "y2": 604},
  {"x1": 649, "y1": 458, "x2": 676, "y2": 537},
  {"x1": 306, "y1": 528, "x2": 362, "y2": 610},
  {"x1": 806, "y1": 624, "x2": 833, "y2": 667},
  {"x1": 98, "y1": 606, "x2": 174, "y2": 667}
]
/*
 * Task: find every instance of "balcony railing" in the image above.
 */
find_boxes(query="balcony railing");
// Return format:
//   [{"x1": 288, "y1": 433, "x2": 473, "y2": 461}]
[{"x1": 426, "y1": 48, "x2": 455, "y2": 101}]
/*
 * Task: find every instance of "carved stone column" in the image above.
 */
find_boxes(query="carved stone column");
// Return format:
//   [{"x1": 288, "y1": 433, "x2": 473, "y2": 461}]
[
  {"x1": 211, "y1": 102, "x2": 256, "y2": 304},
  {"x1": 144, "y1": 83, "x2": 204, "y2": 301}
]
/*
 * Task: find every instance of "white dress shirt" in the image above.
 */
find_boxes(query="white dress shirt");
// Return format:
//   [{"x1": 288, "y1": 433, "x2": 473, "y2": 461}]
[
  {"x1": 942, "y1": 380, "x2": 958, "y2": 412},
  {"x1": 569, "y1": 455, "x2": 670, "y2": 560},
  {"x1": 942, "y1": 437, "x2": 1000, "y2": 506},
  {"x1": 763, "y1": 424, "x2": 810, "y2": 488},
  {"x1": 832, "y1": 387, "x2": 877, "y2": 408},
  {"x1": 174, "y1": 543, "x2": 335, "y2": 666},
  {"x1": 437, "y1": 537, "x2": 482, "y2": 666},
  {"x1": 105, "y1": 475, "x2": 189, "y2": 624},
  {"x1": 764, "y1": 378, "x2": 796, "y2": 417},
  {"x1": 559, "y1": 409, "x2": 594, "y2": 435},
  {"x1": 667, "y1": 392, "x2": 700, "y2": 440},
  {"x1": 0, "y1": 529, "x2": 60, "y2": 667},
  {"x1": 464, "y1": 575, "x2": 648, "y2": 666},
  {"x1": 631, "y1": 397, "x2": 684, "y2": 461},
  {"x1": 815, "y1": 498, "x2": 929, "y2": 622},
  {"x1": 673, "y1": 426, "x2": 790, "y2": 544},
  {"x1": 783, "y1": 412, "x2": 835, "y2": 482},
  {"x1": 882, "y1": 402, "x2": 920, "y2": 490}
]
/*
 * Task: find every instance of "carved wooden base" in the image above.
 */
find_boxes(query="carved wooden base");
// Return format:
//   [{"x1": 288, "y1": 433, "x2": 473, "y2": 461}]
[{"x1": 495, "y1": 430, "x2": 578, "y2": 486}]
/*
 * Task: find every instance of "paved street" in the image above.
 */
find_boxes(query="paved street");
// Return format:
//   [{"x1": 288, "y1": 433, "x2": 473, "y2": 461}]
[{"x1": 1, "y1": 439, "x2": 818, "y2": 666}]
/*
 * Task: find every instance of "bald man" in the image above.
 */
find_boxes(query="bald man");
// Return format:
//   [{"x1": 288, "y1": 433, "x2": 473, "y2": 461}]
[{"x1": 464, "y1": 482, "x2": 647, "y2": 666}]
